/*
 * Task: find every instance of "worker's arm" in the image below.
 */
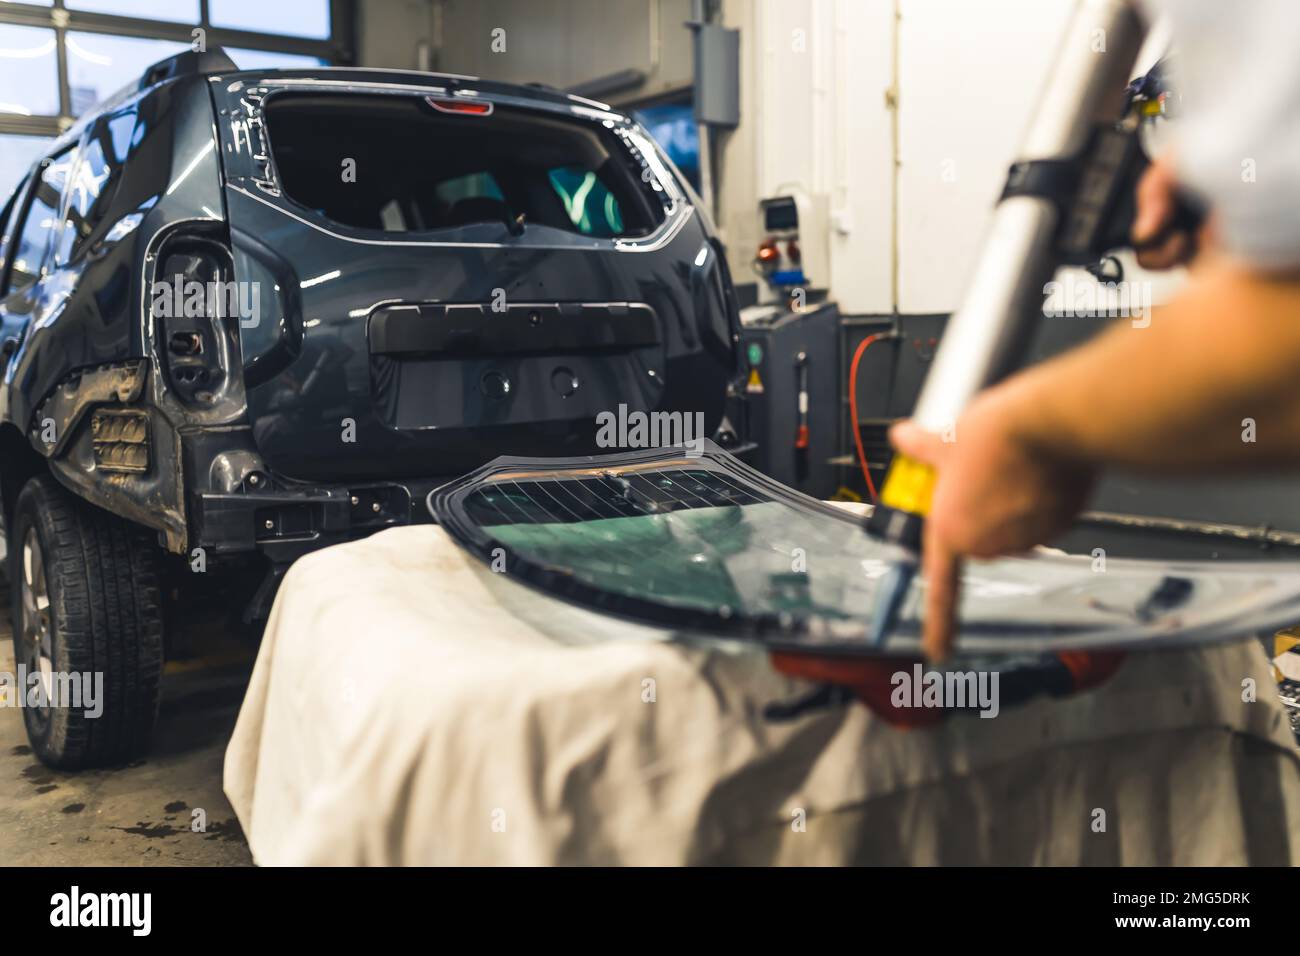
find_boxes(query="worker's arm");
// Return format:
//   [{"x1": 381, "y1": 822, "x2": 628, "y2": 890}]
[
  {"x1": 1014, "y1": 260, "x2": 1300, "y2": 469},
  {"x1": 892, "y1": 258, "x2": 1300, "y2": 658}
]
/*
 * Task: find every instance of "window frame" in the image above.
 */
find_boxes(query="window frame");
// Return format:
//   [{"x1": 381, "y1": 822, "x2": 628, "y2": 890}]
[
  {"x1": 0, "y1": 0, "x2": 353, "y2": 138},
  {"x1": 5, "y1": 146, "x2": 82, "y2": 296},
  {"x1": 0, "y1": 170, "x2": 34, "y2": 293},
  {"x1": 54, "y1": 107, "x2": 135, "y2": 265},
  {"x1": 260, "y1": 90, "x2": 670, "y2": 244},
  {"x1": 1, "y1": 162, "x2": 46, "y2": 299}
]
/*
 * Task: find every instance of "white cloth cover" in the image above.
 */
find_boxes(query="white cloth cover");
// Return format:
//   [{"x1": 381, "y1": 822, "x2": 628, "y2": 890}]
[{"x1": 225, "y1": 523, "x2": 1300, "y2": 865}]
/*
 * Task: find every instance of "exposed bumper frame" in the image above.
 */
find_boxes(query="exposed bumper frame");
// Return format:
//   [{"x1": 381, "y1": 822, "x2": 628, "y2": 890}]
[{"x1": 193, "y1": 477, "x2": 448, "y2": 561}]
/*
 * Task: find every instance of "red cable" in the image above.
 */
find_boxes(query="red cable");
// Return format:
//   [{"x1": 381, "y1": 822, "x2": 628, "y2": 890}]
[{"x1": 848, "y1": 333, "x2": 882, "y2": 501}]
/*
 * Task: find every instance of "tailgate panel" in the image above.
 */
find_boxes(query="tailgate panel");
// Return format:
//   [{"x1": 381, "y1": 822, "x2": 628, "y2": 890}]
[{"x1": 212, "y1": 77, "x2": 736, "y2": 481}]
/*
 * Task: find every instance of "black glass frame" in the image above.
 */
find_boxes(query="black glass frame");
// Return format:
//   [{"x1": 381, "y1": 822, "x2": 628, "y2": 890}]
[{"x1": 429, "y1": 443, "x2": 1300, "y2": 658}]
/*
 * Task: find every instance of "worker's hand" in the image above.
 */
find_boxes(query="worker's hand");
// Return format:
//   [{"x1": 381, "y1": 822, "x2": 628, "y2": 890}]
[
  {"x1": 888, "y1": 386, "x2": 1096, "y2": 661},
  {"x1": 1132, "y1": 156, "x2": 1213, "y2": 270}
]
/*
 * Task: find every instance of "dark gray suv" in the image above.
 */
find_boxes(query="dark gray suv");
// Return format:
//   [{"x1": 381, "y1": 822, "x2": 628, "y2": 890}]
[{"x1": 0, "y1": 49, "x2": 743, "y2": 767}]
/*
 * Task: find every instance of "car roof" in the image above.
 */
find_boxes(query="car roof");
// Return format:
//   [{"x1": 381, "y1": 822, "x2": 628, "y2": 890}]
[
  {"x1": 95, "y1": 48, "x2": 617, "y2": 124},
  {"x1": 27, "y1": 49, "x2": 631, "y2": 188}
]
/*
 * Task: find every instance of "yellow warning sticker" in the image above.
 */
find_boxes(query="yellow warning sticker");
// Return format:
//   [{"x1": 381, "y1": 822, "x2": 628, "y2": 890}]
[
  {"x1": 1272, "y1": 628, "x2": 1300, "y2": 685},
  {"x1": 746, "y1": 367, "x2": 764, "y2": 394}
]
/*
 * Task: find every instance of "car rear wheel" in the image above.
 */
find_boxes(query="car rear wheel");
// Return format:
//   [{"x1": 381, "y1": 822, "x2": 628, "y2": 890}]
[{"x1": 8, "y1": 475, "x2": 164, "y2": 769}]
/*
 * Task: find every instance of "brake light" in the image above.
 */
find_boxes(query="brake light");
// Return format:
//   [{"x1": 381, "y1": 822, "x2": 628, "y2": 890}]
[
  {"x1": 757, "y1": 240, "x2": 780, "y2": 264},
  {"x1": 426, "y1": 96, "x2": 494, "y2": 116}
]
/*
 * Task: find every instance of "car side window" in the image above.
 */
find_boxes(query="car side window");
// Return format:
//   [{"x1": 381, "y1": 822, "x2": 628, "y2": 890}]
[
  {"x1": 0, "y1": 173, "x2": 29, "y2": 285},
  {"x1": 57, "y1": 110, "x2": 137, "y2": 265},
  {"x1": 45, "y1": 147, "x2": 84, "y2": 270},
  {"x1": 6, "y1": 147, "x2": 77, "y2": 296}
]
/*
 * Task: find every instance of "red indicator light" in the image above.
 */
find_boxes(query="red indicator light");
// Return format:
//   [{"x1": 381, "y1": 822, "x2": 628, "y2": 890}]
[{"x1": 426, "y1": 97, "x2": 494, "y2": 116}]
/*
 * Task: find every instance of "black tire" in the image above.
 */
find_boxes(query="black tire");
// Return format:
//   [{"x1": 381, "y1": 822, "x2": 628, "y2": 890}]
[{"x1": 8, "y1": 474, "x2": 164, "y2": 769}]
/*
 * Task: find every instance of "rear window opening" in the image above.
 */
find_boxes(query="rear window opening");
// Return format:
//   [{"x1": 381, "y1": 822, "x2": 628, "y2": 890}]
[{"x1": 263, "y1": 93, "x2": 666, "y2": 239}]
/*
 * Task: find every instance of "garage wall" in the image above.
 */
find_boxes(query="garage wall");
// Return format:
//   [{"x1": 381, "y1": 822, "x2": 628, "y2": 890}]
[
  {"x1": 896, "y1": 0, "x2": 1076, "y2": 313},
  {"x1": 431, "y1": 0, "x2": 694, "y2": 102},
  {"x1": 357, "y1": 0, "x2": 439, "y2": 70},
  {"x1": 716, "y1": 0, "x2": 1078, "y2": 315},
  {"x1": 716, "y1": 0, "x2": 894, "y2": 313},
  {"x1": 719, "y1": 0, "x2": 1184, "y2": 315},
  {"x1": 355, "y1": 0, "x2": 1185, "y2": 315}
]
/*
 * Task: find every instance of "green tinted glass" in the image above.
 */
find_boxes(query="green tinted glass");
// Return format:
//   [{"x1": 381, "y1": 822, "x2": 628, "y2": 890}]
[
  {"x1": 432, "y1": 446, "x2": 1300, "y2": 658},
  {"x1": 548, "y1": 166, "x2": 623, "y2": 237}
]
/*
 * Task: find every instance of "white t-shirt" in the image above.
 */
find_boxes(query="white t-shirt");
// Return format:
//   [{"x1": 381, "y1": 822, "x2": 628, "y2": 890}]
[{"x1": 1147, "y1": 0, "x2": 1300, "y2": 270}]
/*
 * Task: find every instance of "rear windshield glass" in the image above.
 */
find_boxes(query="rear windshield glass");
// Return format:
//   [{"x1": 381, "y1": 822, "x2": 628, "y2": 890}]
[
  {"x1": 429, "y1": 446, "x2": 1300, "y2": 657},
  {"x1": 264, "y1": 93, "x2": 664, "y2": 239}
]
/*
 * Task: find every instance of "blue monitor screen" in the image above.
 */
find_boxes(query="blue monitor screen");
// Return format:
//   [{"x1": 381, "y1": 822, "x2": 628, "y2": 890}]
[{"x1": 633, "y1": 101, "x2": 700, "y2": 192}]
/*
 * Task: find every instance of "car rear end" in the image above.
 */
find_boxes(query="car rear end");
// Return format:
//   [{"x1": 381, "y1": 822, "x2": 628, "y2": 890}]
[{"x1": 183, "y1": 68, "x2": 742, "y2": 564}]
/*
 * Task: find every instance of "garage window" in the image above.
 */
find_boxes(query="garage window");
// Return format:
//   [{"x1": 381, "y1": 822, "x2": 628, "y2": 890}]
[
  {"x1": 0, "y1": 1, "x2": 340, "y2": 215},
  {"x1": 0, "y1": 1, "x2": 339, "y2": 124},
  {"x1": 264, "y1": 93, "x2": 665, "y2": 240}
]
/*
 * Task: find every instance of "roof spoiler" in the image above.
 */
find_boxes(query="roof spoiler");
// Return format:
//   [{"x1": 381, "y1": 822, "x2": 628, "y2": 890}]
[{"x1": 139, "y1": 48, "x2": 238, "y2": 91}]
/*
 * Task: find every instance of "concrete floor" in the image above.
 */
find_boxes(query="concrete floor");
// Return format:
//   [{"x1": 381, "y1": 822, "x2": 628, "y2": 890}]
[{"x1": 0, "y1": 580, "x2": 256, "y2": 866}]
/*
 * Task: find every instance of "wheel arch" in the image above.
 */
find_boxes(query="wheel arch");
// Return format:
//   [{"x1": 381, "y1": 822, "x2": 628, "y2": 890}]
[{"x1": 0, "y1": 422, "x2": 48, "y2": 527}]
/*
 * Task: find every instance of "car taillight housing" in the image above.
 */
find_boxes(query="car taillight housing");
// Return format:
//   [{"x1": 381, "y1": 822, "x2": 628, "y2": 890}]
[{"x1": 151, "y1": 236, "x2": 240, "y2": 408}]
